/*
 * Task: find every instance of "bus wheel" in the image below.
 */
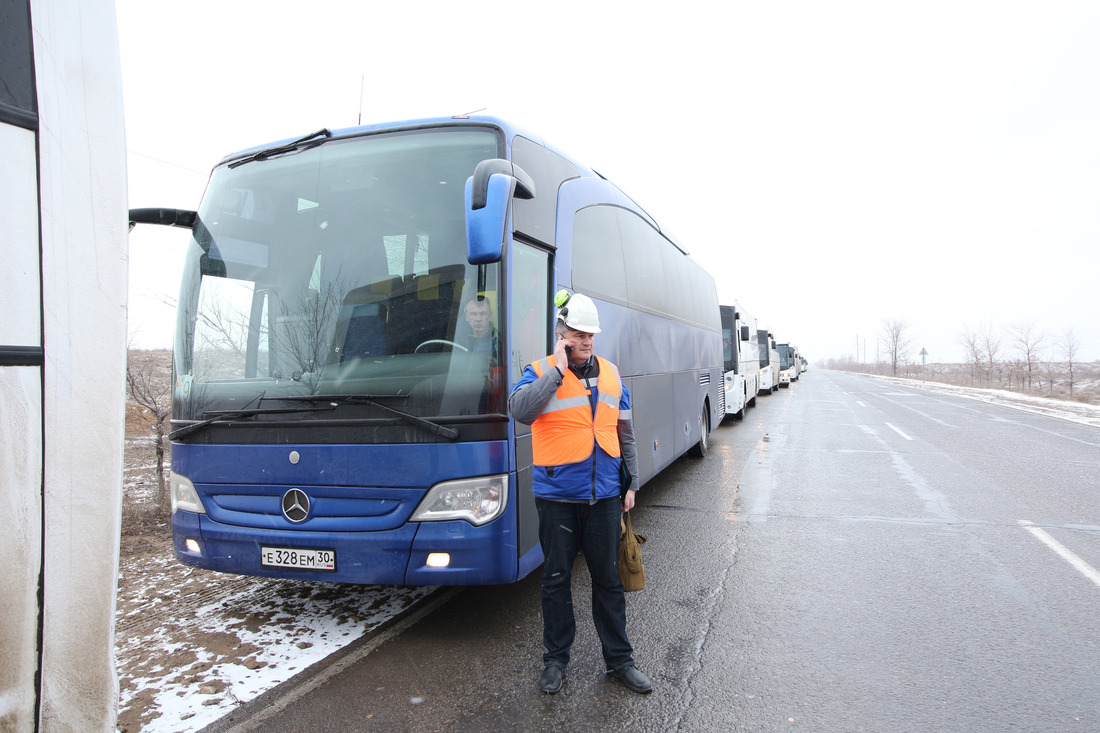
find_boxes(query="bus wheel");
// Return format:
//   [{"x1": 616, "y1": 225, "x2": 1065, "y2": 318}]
[{"x1": 690, "y1": 404, "x2": 710, "y2": 458}]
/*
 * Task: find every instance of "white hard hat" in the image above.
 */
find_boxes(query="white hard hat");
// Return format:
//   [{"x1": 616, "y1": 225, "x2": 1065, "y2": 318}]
[{"x1": 558, "y1": 292, "x2": 601, "y2": 333}]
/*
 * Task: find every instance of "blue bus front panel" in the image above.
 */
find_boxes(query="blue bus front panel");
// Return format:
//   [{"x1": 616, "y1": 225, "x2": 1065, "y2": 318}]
[
  {"x1": 171, "y1": 441, "x2": 522, "y2": 585},
  {"x1": 172, "y1": 509, "x2": 418, "y2": 584},
  {"x1": 405, "y1": 490, "x2": 521, "y2": 585}
]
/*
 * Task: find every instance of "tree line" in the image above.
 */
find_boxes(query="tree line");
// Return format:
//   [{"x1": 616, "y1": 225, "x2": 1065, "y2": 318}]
[{"x1": 821, "y1": 319, "x2": 1095, "y2": 402}]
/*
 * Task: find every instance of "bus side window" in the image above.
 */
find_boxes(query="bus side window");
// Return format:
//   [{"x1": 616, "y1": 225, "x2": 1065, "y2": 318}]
[{"x1": 511, "y1": 242, "x2": 550, "y2": 384}]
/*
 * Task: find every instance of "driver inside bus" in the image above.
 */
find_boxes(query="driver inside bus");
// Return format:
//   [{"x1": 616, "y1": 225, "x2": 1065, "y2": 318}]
[{"x1": 459, "y1": 296, "x2": 498, "y2": 354}]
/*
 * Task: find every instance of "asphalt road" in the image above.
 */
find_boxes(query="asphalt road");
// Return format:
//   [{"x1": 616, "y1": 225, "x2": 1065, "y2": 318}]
[{"x1": 204, "y1": 370, "x2": 1100, "y2": 733}]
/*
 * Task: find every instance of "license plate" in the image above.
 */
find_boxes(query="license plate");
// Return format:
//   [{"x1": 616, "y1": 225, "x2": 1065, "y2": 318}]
[{"x1": 260, "y1": 546, "x2": 336, "y2": 572}]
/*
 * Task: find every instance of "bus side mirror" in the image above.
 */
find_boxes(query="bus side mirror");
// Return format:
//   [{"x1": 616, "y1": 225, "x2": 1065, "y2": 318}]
[
  {"x1": 128, "y1": 207, "x2": 196, "y2": 233},
  {"x1": 464, "y1": 159, "x2": 534, "y2": 265},
  {"x1": 740, "y1": 326, "x2": 750, "y2": 341}
]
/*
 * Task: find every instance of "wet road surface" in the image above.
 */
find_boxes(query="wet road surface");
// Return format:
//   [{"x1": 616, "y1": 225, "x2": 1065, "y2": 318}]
[{"x1": 203, "y1": 370, "x2": 1100, "y2": 733}]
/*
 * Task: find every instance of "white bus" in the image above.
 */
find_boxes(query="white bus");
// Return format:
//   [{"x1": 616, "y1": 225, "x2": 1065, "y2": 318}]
[
  {"x1": 778, "y1": 342, "x2": 800, "y2": 386},
  {"x1": 0, "y1": 1, "x2": 128, "y2": 730},
  {"x1": 757, "y1": 329, "x2": 781, "y2": 395},
  {"x1": 720, "y1": 304, "x2": 759, "y2": 420}
]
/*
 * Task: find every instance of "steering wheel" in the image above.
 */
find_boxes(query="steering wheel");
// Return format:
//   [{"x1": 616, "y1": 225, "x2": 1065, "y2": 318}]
[{"x1": 414, "y1": 339, "x2": 469, "y2": 353}]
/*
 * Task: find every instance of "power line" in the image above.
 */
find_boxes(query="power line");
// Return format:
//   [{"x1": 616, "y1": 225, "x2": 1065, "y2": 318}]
[{"x1": 126, "y1": 149, "x2": 208, "y2": 177}]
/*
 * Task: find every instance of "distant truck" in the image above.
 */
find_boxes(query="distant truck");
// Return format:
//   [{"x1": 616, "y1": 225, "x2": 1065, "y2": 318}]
[
  {"x1": 757, "y1": 329, "x2": 781, "y2": 395},
  {"x1": 720, "y1": 304, "x2": 760, "y2": 419}
]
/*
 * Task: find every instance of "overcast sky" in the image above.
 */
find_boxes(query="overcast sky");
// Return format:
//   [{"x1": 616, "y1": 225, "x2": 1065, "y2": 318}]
[{"x1": 119, "y1": 0, "x2": 1100, "y2": 363}]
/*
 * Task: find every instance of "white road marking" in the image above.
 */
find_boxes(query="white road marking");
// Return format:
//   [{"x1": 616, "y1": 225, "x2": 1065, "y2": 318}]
[
  {"x1": 1018, "y1": 520, "x2": 1100, "y2": 588},
  {"x1": 885, "y1": 422, "x2": 913, "y2": 440}
]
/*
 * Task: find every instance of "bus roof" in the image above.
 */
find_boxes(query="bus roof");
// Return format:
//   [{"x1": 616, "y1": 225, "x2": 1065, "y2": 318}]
[{"x1": 215, "y1": 114, "x2": 688, "y2": 253}]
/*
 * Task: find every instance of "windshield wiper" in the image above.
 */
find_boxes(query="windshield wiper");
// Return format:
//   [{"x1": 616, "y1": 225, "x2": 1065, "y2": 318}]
[
  {"x1": 169, "y1": 403, "x2": 338, "y2": 441},
  {"x1": 228, "y1": 128, "x2": 332, "y2": 169},
  {"x1": 281, "y1": 394, "x2": 460, "y2": 442}
]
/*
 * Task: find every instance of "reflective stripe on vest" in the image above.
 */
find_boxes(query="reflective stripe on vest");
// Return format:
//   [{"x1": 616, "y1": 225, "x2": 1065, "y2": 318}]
[{"x1": 530, "y1": 355, "x2": 622, "y2": 465}]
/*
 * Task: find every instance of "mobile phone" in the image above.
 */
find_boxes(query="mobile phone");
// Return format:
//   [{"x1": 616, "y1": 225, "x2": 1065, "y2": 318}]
[{"x1": 565, "y1": 345, "x2": 573, "y2": 357}]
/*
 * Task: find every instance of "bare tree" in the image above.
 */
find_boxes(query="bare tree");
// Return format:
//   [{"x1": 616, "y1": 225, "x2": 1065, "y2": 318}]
[
  {"x1": 275, "y1": 273, "x2": 346, "y2": 389},
  {"x1": 1007, "y1": 321, "x2": 1046, "y2": 392},
  {"x1": 958, "y1": 325, "x2": 982, "y2": 386},
  {"x1": 880, "y1": 318, "x2": 912, "y2": 377},
  {"x1": 193, "y1": 295, "x2": 254, "y2": 376},
  {"x1": 1058, "y1": 328, "x2": 1080, "y2": 397},
  {"x1": 126, "y1": 348, "x2": 173, "y2": 514},
  {"x1": 978, "y1": 321, "x2": 1002, "y2": 387}
]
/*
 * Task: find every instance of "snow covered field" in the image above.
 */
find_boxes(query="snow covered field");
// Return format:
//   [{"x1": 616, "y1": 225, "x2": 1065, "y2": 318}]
[{"x1": 859, "y1": 373, "x2": 1100, "y2": 429}]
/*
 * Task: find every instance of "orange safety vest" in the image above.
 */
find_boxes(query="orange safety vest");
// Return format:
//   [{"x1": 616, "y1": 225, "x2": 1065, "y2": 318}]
[{"x1": 530, "y1": 355, "x2": 622, "y2": 465}]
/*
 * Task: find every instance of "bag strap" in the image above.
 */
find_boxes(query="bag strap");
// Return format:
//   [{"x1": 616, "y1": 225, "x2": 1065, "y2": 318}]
[{"x1": 622, "y1": 510, "x2": 633, "y2": 537}]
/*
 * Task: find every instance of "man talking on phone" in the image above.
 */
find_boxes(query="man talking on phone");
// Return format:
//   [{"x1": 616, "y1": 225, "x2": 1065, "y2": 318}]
[{"x1": 508, "y1": 291, "x2": 650, "y2": 696}]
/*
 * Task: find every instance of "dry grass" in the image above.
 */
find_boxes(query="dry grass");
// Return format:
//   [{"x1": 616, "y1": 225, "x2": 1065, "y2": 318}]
[
  {"x1": 819, "y1": 359, "x2": 1100, "y2": 406},
  {"x1": 123, "y1": 349, "x2": 172, "y2": 529}
]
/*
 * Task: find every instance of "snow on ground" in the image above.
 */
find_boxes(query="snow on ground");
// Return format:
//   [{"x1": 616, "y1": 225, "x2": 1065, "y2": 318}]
[
  {"x1": 114, "y1": 532, "x2": 436, "y2": 733},
  {"x1": 858, "y1": 373, "x2": 1100, "y2": 429},
  {"x1": 117, "y1": 423, "x2": 452, "y2": 732}
]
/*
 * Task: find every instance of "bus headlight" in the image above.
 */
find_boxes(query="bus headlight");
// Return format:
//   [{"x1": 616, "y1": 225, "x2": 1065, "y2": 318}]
[
  {"x1": 170, "y1": 472, "x2": 207, "y2": 514},
  {"x1": 410, "y1": 474, "x2": 508, "y2": 526}
]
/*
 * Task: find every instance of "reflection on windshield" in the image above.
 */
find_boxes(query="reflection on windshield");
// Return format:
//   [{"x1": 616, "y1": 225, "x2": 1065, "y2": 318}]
[{"x1": 173, "y1": 127, "x2": 504, "y2": 428}]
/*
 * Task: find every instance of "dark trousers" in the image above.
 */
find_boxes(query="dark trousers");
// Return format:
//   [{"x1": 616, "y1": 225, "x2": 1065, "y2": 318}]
[{"x1": 536, "y1": 496, "x2": 634, "y2": 671}]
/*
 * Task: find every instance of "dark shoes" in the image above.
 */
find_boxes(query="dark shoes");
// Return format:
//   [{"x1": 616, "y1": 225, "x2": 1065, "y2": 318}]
[
  {"x1": 608, "y1": 665, "x2": 653, "y2": 694},
  {"x1": 539, "y1": 664, "x2": 564, "y2": 694},
  {"x1": 541, "y1": 663, "x2": 653, "y2": 695}
]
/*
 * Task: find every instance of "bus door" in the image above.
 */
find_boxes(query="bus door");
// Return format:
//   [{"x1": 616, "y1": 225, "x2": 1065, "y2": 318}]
[{"x1": 509, "y1": 240, "x2": 551, "y2": 570}]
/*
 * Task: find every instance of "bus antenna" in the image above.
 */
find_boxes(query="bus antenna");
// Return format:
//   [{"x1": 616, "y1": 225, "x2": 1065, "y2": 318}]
[
  {"x1": 358, "y1": 75, "x2": 365, "y2": 125},
  {"x1": 452, "y1": 108, "x2": 486, "y2": 120}
]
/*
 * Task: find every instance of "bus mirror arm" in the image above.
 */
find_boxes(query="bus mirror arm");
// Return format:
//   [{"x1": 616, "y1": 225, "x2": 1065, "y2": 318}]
[
  {"x1": 469, "y1": 159, "x2": 534, "y2": 210},
  {"x1": 465, "y1": 159, "x2": 535, "y2": 265},
  {"x1": 128, "y1": 207, "x2": 197, "y2": 232}
]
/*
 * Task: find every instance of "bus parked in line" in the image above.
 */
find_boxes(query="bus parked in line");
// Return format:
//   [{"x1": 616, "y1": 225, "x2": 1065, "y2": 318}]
[
  {"x1": 757, "y1": 329, "x2": 781, "y2": 395},
  {"x1": 131, "y1": 115, "x2": 723, "y2": 586},
  {"x1": 778, "y1": 342, "x2": 799, "y2": 387},
  {"x1": 719, "y1": 304, "x2": 759, "y2": 420}
]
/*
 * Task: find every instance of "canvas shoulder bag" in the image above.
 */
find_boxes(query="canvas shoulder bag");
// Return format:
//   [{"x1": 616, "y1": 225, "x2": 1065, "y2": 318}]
[{"x1": 618, "y1": 511, "x2": 646, "y2": 592}]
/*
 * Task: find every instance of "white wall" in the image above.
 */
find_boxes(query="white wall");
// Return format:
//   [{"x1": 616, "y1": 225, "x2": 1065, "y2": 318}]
[
  {"x1": 0, "y1": 0, "x2": 128, "y2": 730},
  {"x1": 0, "y1": 100, "x2": 48, "y2": 733}
]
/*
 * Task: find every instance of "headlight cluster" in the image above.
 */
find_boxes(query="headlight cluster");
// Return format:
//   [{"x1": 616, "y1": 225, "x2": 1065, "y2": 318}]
[
  {"x1": 170, "y1": 472, "x2": 206, "y2": 514},
  {"x1": 410, "y1": 474, "x2": 508, "y2": 526}
]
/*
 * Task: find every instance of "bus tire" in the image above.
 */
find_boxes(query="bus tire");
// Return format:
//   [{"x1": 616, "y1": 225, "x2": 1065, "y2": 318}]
[{"x1": 690, "y1": 403, "x2": 710, "y2": 458}]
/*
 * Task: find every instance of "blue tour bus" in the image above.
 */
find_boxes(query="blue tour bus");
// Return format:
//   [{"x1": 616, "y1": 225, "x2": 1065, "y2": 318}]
[{"x1": 131, "y1": 115, "x2": 722, "y2": 585}]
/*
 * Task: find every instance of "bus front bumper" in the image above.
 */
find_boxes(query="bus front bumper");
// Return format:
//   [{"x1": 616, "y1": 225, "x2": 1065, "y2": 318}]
[{"x1": 172, "y1": 510, "x2": 524, "y2": 586}]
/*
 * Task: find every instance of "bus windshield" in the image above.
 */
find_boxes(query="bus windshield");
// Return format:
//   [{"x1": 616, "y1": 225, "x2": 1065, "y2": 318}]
[{"x1": 173, "y1": 127, "x2": 504, "y2": 429}]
